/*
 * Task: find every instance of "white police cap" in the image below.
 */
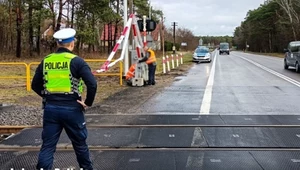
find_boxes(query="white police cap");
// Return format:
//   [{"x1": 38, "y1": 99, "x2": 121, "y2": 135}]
[{"x1": 53, "y1": 28, "x2": 76, "y2": 43}]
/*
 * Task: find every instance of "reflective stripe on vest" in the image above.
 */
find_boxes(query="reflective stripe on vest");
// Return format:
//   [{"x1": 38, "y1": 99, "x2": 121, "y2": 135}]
[
  {"x1": 43, "y1": 52, "x2": 83, "y2": 95},
  {"x1": 146, "y1": 50, "x2": 157, "y2": 64},
  {"x1": 126, "y1": 64, "x2": 136, "y2": 80},
  {"x1": 126, "y1": 71, "x2": 134, "y2": 80}
]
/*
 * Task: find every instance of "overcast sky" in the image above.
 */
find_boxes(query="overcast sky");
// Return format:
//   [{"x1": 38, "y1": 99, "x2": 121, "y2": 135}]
[{"x1": 150, "y1": 0, "x2": 265, "y2": 36}]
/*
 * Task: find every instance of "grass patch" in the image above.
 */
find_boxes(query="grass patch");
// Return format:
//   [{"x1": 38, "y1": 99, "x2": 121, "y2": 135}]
[
  {"x1": 0, "y1": 51, "x2": 193, "y2": 107},
  {"x1": 156, "y1": 51, "x2": 193, "y2": 74}
]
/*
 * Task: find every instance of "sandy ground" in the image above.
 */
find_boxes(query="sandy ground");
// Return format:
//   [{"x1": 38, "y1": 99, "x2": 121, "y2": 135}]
[{"x1": 0, "y1": 61, "x2": 194, "y2": 125}]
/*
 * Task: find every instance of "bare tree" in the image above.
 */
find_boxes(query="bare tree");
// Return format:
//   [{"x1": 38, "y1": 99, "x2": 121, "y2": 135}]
[{"x1": 276, "y1": 0, "x2": 299, "y2": 40}]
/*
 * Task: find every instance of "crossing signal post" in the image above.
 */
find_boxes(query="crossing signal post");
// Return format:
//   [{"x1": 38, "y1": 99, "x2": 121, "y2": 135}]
[
  {"x1": 137, "y1": 19, "x2": 157, "y2": 32},
  {"x1": 172, "y1": 22, "x2": 178, "y2": 54}
]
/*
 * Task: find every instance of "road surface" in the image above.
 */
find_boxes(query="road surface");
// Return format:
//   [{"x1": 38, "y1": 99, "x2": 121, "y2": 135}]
[
  {"x1": 135, "y1": 51, "x2": 300, "y2": 115},
  {"x1": 2, "y1": 51, "x2": 300, "y2": 170}
]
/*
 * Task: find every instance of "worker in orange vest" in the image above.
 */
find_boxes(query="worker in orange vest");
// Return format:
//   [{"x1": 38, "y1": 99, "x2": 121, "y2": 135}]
[{"x1": 139, "y1": 45, "x2": 157, "y2": 85}]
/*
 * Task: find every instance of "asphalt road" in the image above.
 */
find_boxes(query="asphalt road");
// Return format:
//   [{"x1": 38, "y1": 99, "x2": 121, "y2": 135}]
[
  {"x1": 3, "y1": 51, "x2": 300, "y2": 170},
  {"x1": 135, "y1": 51, "x2": 300, "y2": 115}
]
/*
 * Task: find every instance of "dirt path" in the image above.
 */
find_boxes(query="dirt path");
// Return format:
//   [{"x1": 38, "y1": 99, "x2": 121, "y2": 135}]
[{"x1": 0, "y1": 59, "x2": 194, "y2": 125}]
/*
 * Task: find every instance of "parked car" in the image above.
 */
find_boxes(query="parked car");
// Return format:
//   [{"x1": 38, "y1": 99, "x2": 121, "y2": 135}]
[
  {"x1": 219, "y1": 42, "x2": 230, "y2": 55},
  {"x1": 193, "y1": 46, "x2": 211, "y2": 63},
  {"x1": 284, "y1": 41, "x2": 300, "y2": 72}
]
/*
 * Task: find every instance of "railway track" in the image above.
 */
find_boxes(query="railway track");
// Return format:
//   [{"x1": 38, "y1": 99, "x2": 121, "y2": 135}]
[
  {"x1": 0, "y1": 126, "x2": 34, "y2": 134},
  {"x1": 2, "y1": 124, "x2": 300, "y2": 134}
]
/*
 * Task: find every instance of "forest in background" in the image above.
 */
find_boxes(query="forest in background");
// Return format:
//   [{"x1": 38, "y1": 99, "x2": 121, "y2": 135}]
[
  {"x1": 2, "y1": 0, "x2": 295, "y2": 58},
  {"x1": 0, "y1": 0, "x2": 205, "y2": 58},
  {"x1": 233, "y1": 0, "x2": 300, "y2": 53}
]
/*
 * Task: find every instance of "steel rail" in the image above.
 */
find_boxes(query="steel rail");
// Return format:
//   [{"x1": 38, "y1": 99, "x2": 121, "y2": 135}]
[
  {"x1": 1, "y1": 147, "x2": 300, "y2": 152},
  {"x1": 2, "y1": 124, "x2": 300, "y2": 134}
]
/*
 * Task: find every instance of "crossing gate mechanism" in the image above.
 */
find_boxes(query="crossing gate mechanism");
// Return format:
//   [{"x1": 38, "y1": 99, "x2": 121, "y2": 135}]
[{"x1": 95, "y1": 14, "x2": 149, "y2": 87}]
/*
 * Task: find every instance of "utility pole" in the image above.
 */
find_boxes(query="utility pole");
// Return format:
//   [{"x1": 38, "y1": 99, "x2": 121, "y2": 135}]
[
  {"x1": 148, "y1": 0, "x2": 151, "y2": 19},
  {"x1": 171, "y1": 22, "x2": 177, "y2": 54},
  {"x1": 129, "y1": 0, "x2": 133, "y2": 67},
  {"x1": 124, "y1": 0, "x2": 129, "y2": 76},
  {"x1": 162, "y1": 15, "x2": 165, "y2": 58}
]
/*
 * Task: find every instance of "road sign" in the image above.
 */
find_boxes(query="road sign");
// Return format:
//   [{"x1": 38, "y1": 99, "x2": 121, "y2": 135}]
[{"x1": 199, "y1": 38, "x2": 203, "y2": 45}]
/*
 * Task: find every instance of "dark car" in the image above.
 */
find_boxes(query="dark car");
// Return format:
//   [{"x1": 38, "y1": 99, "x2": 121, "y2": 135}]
[
  {"x1": 219, "y1": 42, "x2": 230, "y2": 55},
  {"x1": 284, "y1": 41, "x2": 300, "y2": 72}
]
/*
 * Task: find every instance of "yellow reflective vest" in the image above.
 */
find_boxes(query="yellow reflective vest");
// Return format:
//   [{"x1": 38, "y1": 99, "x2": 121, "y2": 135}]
[
  {"x1": 146, "y1": 49, "x2": 157, "y2": 64},
  {"x1": 43, "y1": 52, "x2": 83, "y2": 95}
]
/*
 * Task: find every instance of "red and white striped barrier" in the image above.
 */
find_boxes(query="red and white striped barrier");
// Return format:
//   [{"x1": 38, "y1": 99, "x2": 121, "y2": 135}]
[
  {"x1": 95, "y1": 14, "x2": 145, "y2": 73},
  {"x1": 176, "y1": 54, "x2": 179, "y2": 67},
  {"x1": 162, "y1": 56, "x2": 166, "y2": 74},
  {"x1": 171, "y1": 54, "x2": 175, "y2": 69},
  {"x1": 166, "y1": 55, "x2": 170, "y2": 72},
  {"x1": 180, "y1": 53, "x2": 183, "y2": 64},
  {"x1": 161, "y1": 53, "x2": 184, "y2": 74}
]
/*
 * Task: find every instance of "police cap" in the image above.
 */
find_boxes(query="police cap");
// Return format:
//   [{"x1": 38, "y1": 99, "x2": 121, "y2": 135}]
[{"x1": 53, "y1": 28, "x2": 76, "y2": 43}]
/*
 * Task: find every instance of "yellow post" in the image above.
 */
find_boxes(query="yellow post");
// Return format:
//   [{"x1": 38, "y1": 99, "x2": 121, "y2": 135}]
[
  {"x1": 28, "y1": 62, "x2": 40, "y2": 91},
  {"x1": 26, "y1": 64, "x2": 30, "y2": 91},
  {"x1": 120, "y1": 61, "x2": 123, "y2": 86}
]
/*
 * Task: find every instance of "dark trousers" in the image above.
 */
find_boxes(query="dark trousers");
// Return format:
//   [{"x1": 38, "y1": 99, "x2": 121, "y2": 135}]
[
  {"x1": 36, "y1": 104, "x2": 93, "y2": 170},
  {"x1": 148, "y1": 64, "x2": 156, "y2": 85}
]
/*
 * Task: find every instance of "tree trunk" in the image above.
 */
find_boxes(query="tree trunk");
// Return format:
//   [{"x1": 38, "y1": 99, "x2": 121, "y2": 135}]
[
  {"x1": 108, "y1": 22, "x2": 112, "y2": 54},
  {"x1": 28, "y1": 0, "x2": 33, "y2": 56},
  {"x1": 92, "y1": 13, "x2": 95, "y2": 52},
  {"x1": 48, "y1": 0, "x2": 56, "y2": 30},
  {"x1": 292, "y1": 25, "x2": 297, "y2": 41},
  {"x1": 113, "y1": 0, "x2": 120, "y2": 47},
  {"x1": 55, "y1": 0, "x2": 63, "y2": 32},
  {"x1": 71, "y1": 0, "x2": 75, "y2": 28},
  {"x1": 16, "y1": 0, "x2": 22, "y2": 58},
  {"x1": 103, "y1": 24, "x2": 106, "y2": 53},
  {"x1": 37, "y1": 5, "x2": 42, "y2": 55},
  {"x1": 9, "y1": 1, "x2": 13, "y2": 51},
  {"x1": 0, "y1": 18, "x2": 4, "y2": 54}
]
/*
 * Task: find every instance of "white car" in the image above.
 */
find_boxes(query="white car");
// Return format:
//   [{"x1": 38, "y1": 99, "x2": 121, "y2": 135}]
[{"x1": 193, "y1": 46, "x2": 211, "y2": 63}]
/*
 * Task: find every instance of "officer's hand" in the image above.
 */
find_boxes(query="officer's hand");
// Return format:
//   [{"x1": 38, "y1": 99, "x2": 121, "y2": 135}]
[{"x1": 77, "y1": 100, "x2": 88, "y2": 109}]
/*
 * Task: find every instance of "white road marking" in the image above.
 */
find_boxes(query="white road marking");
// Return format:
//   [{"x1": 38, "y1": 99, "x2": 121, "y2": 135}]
[
  {"x1": 185, "y1": 148, "x2": 204, "y2": 168},
  {"x1": 190, "y1": 127, "x2": 204, "y2": 147},
  {"x1": 239, "y1": 56, "x2": 300, "y2": 87},
  {"x1": 186, "y1": 52, "x2": 218, "y2": 168},
  {"x1": 291, "y1": 159, "x2": 300, "y2": 163},
  {"x1": 199, "y1": 51, "x2": 218, "y2": 114}
]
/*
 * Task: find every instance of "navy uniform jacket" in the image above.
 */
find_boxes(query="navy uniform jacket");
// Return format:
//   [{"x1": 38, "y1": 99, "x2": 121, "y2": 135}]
[{"x1": 31, "y1": 48, "x2": 97, "y2": 108}]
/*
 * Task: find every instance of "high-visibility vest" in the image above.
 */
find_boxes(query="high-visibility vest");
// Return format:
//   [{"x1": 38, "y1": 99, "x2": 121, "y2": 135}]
[
  {"x1": 43, "y1": 52, "x2": 83, "y2": 95},
  {"x1": 146, "y1": 49, "x2": 157, "y2": 64},
  {"x1": 126, "y1": 64, "x2": 136, "y2": 80}
]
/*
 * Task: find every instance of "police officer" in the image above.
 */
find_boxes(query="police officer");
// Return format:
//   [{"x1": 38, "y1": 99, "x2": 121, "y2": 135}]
[
  {"x1": 31, "y1": 28, "x2": 97, "y2": 170},
  {"x1": 139, "y1": 45, "x2": 157, "y2": 85}
]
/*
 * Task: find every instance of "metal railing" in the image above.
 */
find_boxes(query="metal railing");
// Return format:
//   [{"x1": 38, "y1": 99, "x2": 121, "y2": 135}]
[
  {"x1": 0, "y1": 62, "x2": 29, "y2": 90},
  {"x1": 0, "y1": 60, "x2": 123, "y2": 91}
]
